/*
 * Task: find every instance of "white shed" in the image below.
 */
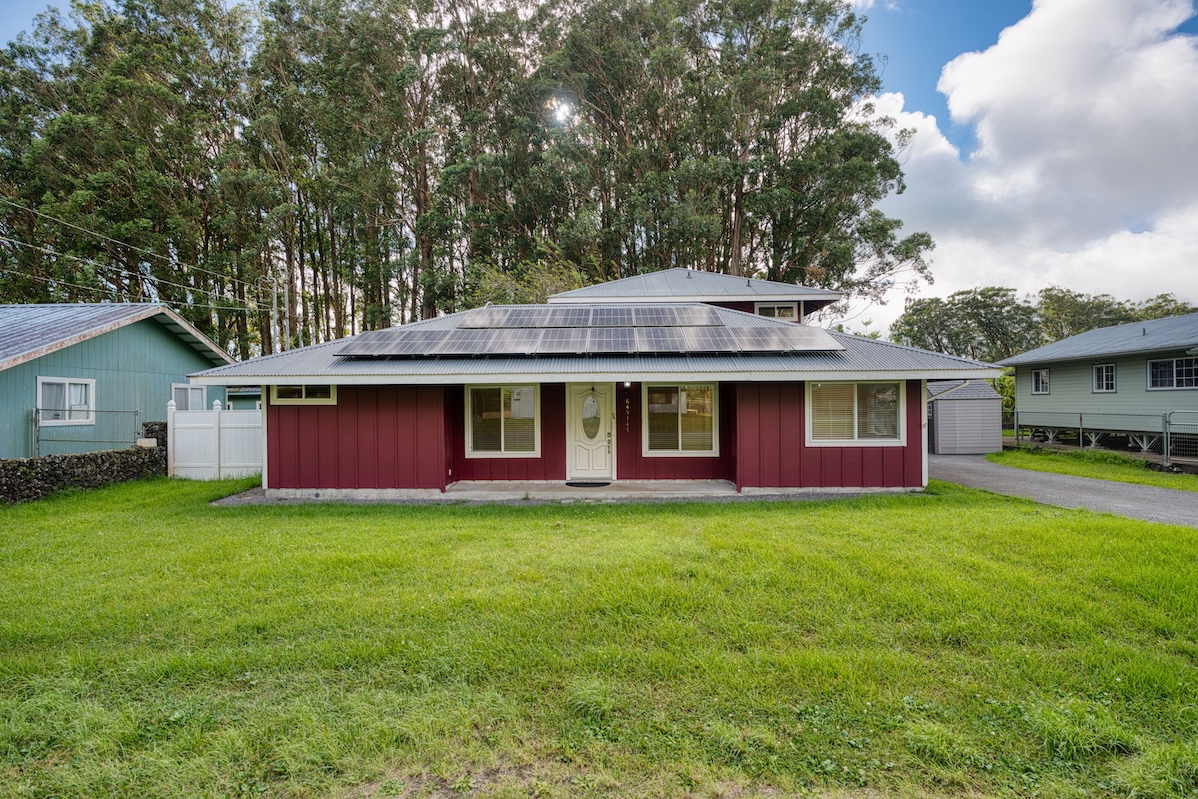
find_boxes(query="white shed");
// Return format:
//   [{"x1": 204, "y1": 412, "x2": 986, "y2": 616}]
[{"x1": 928, "y1": 380, "x2": 1003, "y2": 455}]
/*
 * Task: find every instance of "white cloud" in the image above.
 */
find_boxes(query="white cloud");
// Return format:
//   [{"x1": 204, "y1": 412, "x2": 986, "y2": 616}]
[{"x1": 860, "y1": 0, "x2": 1198, "y2": 333}]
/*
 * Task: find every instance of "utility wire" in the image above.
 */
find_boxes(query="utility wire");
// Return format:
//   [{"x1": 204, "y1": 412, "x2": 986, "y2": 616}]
[
  {"x1": 0, "y1": 196, "x2": 261, "y2": 292},
  {"x1": 0, "y1": 264, "x2": 259, "y2": 314},
  {"x1": 0, "y1": 237, "x2": 258, "y2": 313}
]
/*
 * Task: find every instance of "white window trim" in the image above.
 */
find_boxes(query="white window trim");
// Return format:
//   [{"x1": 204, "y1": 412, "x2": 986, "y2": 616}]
[
  {"x1": 172, "y1": 383, "x2": 208, "y2": 410},
  {"x1": 641, "y1": 382, "x2": 720, "y2": 457},
  {"x1": 804, "y1": 381, "x2": 906, "y2": 448},
  {"x1": 1092, "y1": 364, "x2": 1116, "y2": 394},
  {"x1": 1147, "y1": 357, "x2": 1197, "y2": 390},
  {"x1": 37, "y1": 376, "x2": 96, "y2": 426},
  {"x1": 1031, "y1": 369, "x2": 1050, "y2": 395},
  {"x1": 754, "y1": 301, "x2": 799, "y2": 321},
  {"x1": 270, "y1": 384, "x2": 338, "y2": 405},
  {"x1": 465, "y1": 384, "x2": 542, "y2": 458}
]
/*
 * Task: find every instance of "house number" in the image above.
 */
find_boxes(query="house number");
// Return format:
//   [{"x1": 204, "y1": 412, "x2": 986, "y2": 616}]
[{"x1": 625, "y1": 397, "x2": 630, "y2": 432}]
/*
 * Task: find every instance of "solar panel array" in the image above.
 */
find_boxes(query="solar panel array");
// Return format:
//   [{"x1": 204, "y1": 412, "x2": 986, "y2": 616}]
[
  {"x1": 336, "y1": 316, "x2": 843, "y2": 358},
  {"x1": 459, "y1": 305, "x2": 723, "y2": 328}
]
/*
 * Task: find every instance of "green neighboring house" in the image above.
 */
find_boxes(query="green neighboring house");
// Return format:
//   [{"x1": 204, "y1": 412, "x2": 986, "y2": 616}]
[
  {"x1": 999, "y1": 312, "x2": 1198, "y2": 451},
  {"x1": 0, "y1": 303, "x2": 234, "y2": 458}
]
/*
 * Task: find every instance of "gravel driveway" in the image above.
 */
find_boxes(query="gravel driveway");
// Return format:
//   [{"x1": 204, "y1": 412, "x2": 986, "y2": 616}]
[{"x1": 929, "y1": 454, "x2": 1198, "y2": 528}]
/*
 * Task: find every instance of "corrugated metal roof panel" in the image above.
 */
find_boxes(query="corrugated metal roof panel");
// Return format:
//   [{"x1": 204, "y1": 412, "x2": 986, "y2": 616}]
[
  {"x1": 929, "y1": 379, "x2": 1001, "y2": 401},
  {"x1": 0, "y1": 303, "x2": 234, "y2": 370},
  {"x1": 1000, "y1": 313, "x2": 1198, "y2": 365},
  {"x1": 548, "y1": 268, "x2": 842, "y2": 303},
  {"x1": 193, "y1": 328, "x2": 999, "y2": 385}
]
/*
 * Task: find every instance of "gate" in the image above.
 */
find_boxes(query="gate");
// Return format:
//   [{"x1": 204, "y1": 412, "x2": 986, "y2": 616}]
[
  {"x1": 168, "y1": 400, "x2": 262, "y2": 479},
  {"x1": 1165, "y1": 411, "x2": 1198, "y2": 466}
]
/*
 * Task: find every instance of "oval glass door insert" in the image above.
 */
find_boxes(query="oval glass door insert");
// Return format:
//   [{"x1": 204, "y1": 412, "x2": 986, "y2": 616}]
[{"x1": 582, "y1": 394, "x2": 601, "y2": 440}]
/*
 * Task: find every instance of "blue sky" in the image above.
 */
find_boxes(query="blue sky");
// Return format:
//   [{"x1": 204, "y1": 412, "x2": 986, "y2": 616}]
[{"x1": 4, "y1": 0, "x2": 1197, "y2": 328}]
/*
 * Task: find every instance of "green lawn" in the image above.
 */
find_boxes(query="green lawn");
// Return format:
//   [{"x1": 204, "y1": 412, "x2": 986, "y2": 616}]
[
  {"x1": 989, "y1": 447, "x2": 1198, "y2": 493},
  {"x1": 3, "y1": 479, "x2": 1198, "y2": 799}
]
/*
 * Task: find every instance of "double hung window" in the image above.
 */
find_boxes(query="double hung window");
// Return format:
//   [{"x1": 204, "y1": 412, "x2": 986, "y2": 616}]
[
  {"x1": 1031, "y1": 369, "x2": 1050, "y2": 395},
  {"x1": 172, "y1": 384, "x2": 207, "y2": 410},
  {"x1": 1092, "y1": 364, "x2": 1115, "y2": 393}
]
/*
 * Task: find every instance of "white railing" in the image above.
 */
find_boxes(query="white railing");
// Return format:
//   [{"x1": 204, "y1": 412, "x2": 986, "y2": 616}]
[{"x1": 168, "y1": 400, "x2": 262, "y2": 480}]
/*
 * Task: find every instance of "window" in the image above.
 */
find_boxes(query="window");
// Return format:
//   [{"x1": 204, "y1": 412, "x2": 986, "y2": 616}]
[
  {"x1": 807, "y1": 382, "x2": 903, "y2": 445},
  {"x1": 467, "y1": 385, "x2": 540, "y2": 457},
  {"x1": 172, "y1": 384, "x2": 207, "y2": 410},
  {"x1": 1031, "y1": 369, "x2": 1050, "y2": 395},
  {"x1": 1148, "y1": 357, "x2": 1197, "y2": 389},
  {"x1": 37, "y1": 377, "x2": 95, "y2": 425},
  {"x1": 756, "y1": 302, "x2": 798, "y2": 321},
  {"x1": 643, "y1": 384, "x2": 717, "y2": 455},
  {"x1": 1092, "y1": 364, "x2": 1115, "y2": 393},
  {"x1": 270, "y1": 385, "x2": 337, "y2": 405}
]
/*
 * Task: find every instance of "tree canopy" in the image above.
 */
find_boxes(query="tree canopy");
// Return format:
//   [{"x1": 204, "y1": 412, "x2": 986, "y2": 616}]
[
  {"x1": 890, "y1": 286, "x2": 1196, "y2": 364},
  {"x1": 0, "y1": 0, "x2": 930, "y2": 356}
]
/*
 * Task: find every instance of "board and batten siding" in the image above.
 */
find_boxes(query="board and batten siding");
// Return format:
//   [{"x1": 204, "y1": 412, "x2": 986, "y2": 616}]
[
  {"x1": 0, "y1": 319, "x2": 226, "y2": 458},
  {"x1": 1013, "y1": 350, "x2": 1198, "y2": 426},
  {"x1": 734, "y1": 380, "x2": 925, "y2": 489}
]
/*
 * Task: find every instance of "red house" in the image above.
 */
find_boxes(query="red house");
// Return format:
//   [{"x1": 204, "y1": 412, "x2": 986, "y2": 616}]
[{"x1": 191, "y1": 270, "x2": 999, "y2": 497}]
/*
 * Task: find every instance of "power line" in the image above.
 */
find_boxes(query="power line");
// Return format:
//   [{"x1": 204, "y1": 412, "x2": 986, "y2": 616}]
[
  {"x1": 0, "y1": 264, "x2": 259, "y2": 314},
  {"x1": 0, "y1": 196, "x2": 261, "y2": 292},
  {"x1": 0, "y1": 233, "x2": 244, "y2": 302},
  {"x1": 0, "y1": 239, "x2": 259, "y2": 313}
]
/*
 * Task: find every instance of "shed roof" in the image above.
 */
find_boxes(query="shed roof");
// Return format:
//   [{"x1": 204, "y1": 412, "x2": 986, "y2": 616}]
[
  {"x1": 191, "y1": 303, "x2": 999, "y2": 386},
  {"x1": 1000, "y1": 312, "x2": 1198, "y2": 366},
  {"x1": 0, "y1": 303, "x2": 234, "y2": 372},
  {"x1": 548, "y1": 267, "x2": 841, "y2": 310},
  {"x1": 928, "y1": 379, "x2": 1001, "y2": 401}
]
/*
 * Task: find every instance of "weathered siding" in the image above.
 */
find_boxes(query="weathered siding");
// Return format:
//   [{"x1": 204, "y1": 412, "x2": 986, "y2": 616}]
[
  {"x1": 932, "y1": 398, "x2": 1002, "y2": 454},
  {"x1": 1014, "y1": 352, "x2": 1198, "y2": 427},
  {"x1": 735, "y1": 380, "x2": 924, "y2": 488},
  {"x1": 267, "y1": 385, "x2": 446, "y2": 490},
  {"x1": 0, "y1": 319, "x2": 226, "y2": 458}
]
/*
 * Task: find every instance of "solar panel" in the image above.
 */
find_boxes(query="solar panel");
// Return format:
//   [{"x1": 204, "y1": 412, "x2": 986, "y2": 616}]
[
  {"x1": 486, "y1": 328, "x2": 543, "y2": 354},
  {"x1": 633, "y1": 307, "x2": 675, "y2": 327},
  {"x1": 544, "y1": 307, "x2": 591, "y2": 327},
  {"x1": 536, "y1": 327, "x2": 589, "y2": 354},
  {"x1": 588, "y1": 327, "x2": 636, "y2": 353},
  {"x1": 780, "y1": 324, "x2": 845, "y2": 351},
  {"x1": 683, "y1": 327, "x2": 739, "y2": 352},
  {"x1": 590, "y1": 307, "x2": 635, "y2": 327},
  {"x1": 502, "y1": 308, "x2": 548, "y2": 328},
  {"x1": 460, "y1": 307, "x2": 508, "y2": 328},
  {"x1": 635, "y1": 327, "x2": 688, "y2": 353},
  {"x1": 672, "y1": 305, "x2": 723, "y2": 326},
  {"x1": 731, "y1": 327, "x2": 794, "y2": 351},
  {"x1": 435, "y1": 329, "x2": 497, "y2": 355}
]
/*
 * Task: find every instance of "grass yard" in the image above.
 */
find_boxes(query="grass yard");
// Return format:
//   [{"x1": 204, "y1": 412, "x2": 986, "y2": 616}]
[
  {"x1": 3, "y1": 479, "x2": 1198, "y2": 799},
  {"x1": 989, "y1": 446, "x2": 1198, "y2": 493}
]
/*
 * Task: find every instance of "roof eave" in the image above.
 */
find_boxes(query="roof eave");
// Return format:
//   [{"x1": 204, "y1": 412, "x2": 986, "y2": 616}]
[{"x1": 191, "y1": 367, "x2": 1003, "y2": 387}]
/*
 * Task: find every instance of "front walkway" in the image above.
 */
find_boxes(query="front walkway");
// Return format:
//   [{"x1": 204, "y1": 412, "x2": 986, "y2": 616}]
[{"x1": 929, "y1": 454, "x2": 1198, "y2": 528}]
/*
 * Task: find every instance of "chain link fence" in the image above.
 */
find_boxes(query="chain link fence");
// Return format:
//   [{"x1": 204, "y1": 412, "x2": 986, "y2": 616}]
[
  {"x1": 33, "y1": 409, "x2": 143, "y2": 457},
  {"x1": 1011, "y1": 409, "x2": 1198, "y2": 464},
  {"x1": 1165, "y1": 411, "x2": 1198, "y2": 465}
]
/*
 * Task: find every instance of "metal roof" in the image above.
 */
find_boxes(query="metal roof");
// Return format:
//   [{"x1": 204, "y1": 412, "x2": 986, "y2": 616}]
[
  {"x1": 928, "y1": 379, "x2": 1001, "y2": 401},
  {"x1": 1000, "y1": 312, "x2": 1198, "y2": 366},
  {"x1": 334, "y1": 302, "x2": 845, "y2": 358},
  {"x1": 548, "y1": 268, "x2": 842, "y2": 308},
  {"x1": 0, "y1": 303, "x2": 234, "y2": 372},
  {"x1": 191, "y1": 313, "x2": 1000, "y2": 386}
]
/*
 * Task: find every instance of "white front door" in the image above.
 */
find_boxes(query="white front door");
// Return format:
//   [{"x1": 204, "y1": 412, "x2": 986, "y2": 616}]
[{"x1": 567, "y1": 384, "x2": 614, "y2": 481}]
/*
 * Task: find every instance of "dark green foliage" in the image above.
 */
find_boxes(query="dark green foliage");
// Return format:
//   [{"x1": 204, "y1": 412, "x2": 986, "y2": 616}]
[{"x1": 1, "y1": 0, "x2": 930, "y2": 356}]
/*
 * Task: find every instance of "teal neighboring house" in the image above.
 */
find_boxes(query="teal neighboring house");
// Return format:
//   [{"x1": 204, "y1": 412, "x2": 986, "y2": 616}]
[
  {"x1": 999, "y1": 312, "x2": 1198, "y2": 451},
  {"x1": 0, "y1": 303, "x2": 235, "y2": 458}
]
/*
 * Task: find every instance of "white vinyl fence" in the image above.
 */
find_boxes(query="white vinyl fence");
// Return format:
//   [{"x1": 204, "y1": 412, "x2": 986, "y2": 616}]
[{"x1": 168, "y1": 400, "x2": 263, "y2": 479}]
